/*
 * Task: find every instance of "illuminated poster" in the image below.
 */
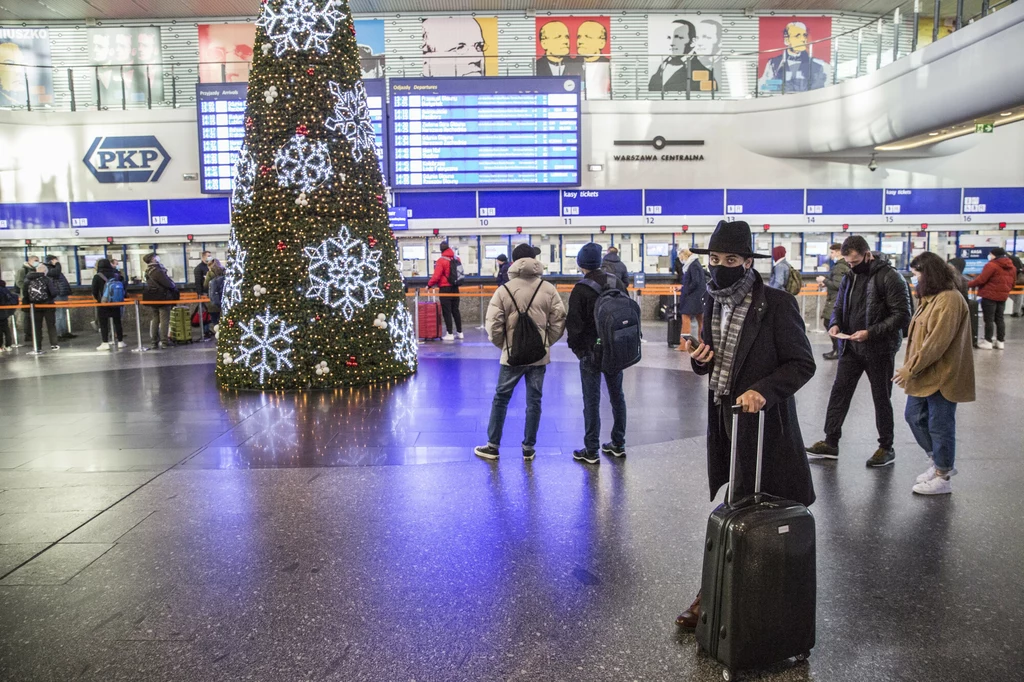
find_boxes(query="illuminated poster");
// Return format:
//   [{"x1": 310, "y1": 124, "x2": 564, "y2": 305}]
[
  {"x1": 89, "y1": 27, "x2": 164, "y2": 105},
  {"x1": 421, "y1": 16, "x2": 498, "y2": 77},
  {"x1": 647, "y1": 15, "x2": 723, "y2": 93},
  {"x1": 757, "y1": 17, "x2": 832, "y2": 93},
  {"x1": 535, "y1": 16, "x2": 611, "y2": 99},
  {"x1": 0, "y1": 27, "x2": 54, "y2": 107},
  {"x1": 355, "y1": 19, "x2": 385, "y2": 79},
  {"x1": 198, "y1": 24, "x2": 256, "y2": 83}
]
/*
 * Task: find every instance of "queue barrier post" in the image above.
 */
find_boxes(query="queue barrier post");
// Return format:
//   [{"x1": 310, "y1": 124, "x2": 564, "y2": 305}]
[
  {"x1": 814, "y1": 294, "x2": 824, "y2": 333},
  {"x1": 413, "y1": 289, "x2": 420, "y2": 340},
  {"x1": 132, "y1": 299, "x2": 149, "y2": 353},
  {"x1": 108, "y1": 315, "x2": 117, "y2": 351},
  {"x1": 27, "y1": 303, "x2": 44, "y2": 356},
  {"x1": 477, "y1": 285, "x2": 486, "y2": 330},
  {"x1": 10, "y1": 312, "x2": 20, "y2": 348}
]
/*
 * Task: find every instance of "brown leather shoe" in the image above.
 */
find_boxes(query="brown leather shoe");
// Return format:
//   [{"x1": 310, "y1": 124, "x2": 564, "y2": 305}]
[{"x1": 675, "y1": 591, "x2": 701, "y2": 630}]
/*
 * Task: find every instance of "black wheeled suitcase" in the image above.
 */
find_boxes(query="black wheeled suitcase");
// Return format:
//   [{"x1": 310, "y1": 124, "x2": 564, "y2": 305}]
[
  {"x1": 667, "y1": 315, "x2": 682, "y2": 347},
  {"x1": 695, "y1": 406, "x2": 816, "y2": 682}
]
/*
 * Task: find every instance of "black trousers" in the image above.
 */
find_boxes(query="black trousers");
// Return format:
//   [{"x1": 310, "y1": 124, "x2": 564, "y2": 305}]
[
  {"x1": 98, "y1": 307, "x2": 124, "y2": 343},
  {"x1": 980, "y1": 298, "x2": 1005, "y2": 343},
  {"x1": 29, "y1": 308, "x2": 58, "y2": 351},
  {"x1": 439, "y1": 286, "x2": 462, "y2": 334},
  {"x1": 824, "y1": 348, "x2": 895, "y2": 450},
  {"x1": 0, "y1": 317, "x2": 13, "y2": 348}
]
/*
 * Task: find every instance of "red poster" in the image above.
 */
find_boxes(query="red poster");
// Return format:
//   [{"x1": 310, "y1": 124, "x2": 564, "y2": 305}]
[
  {"x1": 757, "y1": 17, "x2": 832, "y2": 93},
  {"x1": 198, "y1": 24, "x2": 256, "y2": 84}
]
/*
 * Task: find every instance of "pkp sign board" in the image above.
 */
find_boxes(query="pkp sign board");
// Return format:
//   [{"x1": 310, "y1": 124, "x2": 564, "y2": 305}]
[{"x1": 83, "y1": 136, "x2": 171, "y2": 184}]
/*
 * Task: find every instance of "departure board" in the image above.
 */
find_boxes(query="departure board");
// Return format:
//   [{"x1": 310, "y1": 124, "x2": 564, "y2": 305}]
[
  {"x1": 388, "y1": 76, "x2": 581, "y2": 189},
  {"x1": 196, "y1": 79, "x2": 387, "y2": 195}
]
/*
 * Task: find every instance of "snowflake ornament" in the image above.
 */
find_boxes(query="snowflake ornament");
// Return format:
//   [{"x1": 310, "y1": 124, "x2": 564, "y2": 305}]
[
  {"x1": 388, "y1": 302, "x2": 418, "y2": 371},
  {"x1": 222, "y1": 231, "x2": 248, "y2": 314},
  {"x1": 257, "y1": 0, "x2": 346, "y2": 57},
  {"x1": 325, "y1": 81, "x2": 376, "y2": 163},
  {"x1": 232, "y1": 145, "x2": 256, "y2": 209},
  {"x1": 236, "y1": 307, "x2": 299, "y2": 385},
  {"x1": 264, "y1": 85, "x2": 278, "y2": 103},
  {"x1": 275, "y1": 135, "x2": 333, "y2": 194},
  {"x1": 303, "y1": 225, "x2": 383, "y2": 319}
]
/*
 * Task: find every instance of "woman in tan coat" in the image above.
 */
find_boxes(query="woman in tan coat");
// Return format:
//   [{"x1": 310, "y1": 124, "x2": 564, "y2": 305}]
[{"x1": 894, "y1": 252, "x2": 975, "y2": 496}]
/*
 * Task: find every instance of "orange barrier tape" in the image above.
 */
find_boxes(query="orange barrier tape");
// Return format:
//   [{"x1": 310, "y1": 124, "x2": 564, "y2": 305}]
[{"x1": 0, "y1": 297, "x2": 209, "y2": 311}]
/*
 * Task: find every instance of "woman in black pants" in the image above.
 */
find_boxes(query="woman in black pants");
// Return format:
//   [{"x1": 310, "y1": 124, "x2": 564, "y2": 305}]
[
  {"x1": 427, "y1": 241, "x2": 463, "y2": 340},
  {"x1": 92, "y1": 258, "x2": 125, "y2": 350}
]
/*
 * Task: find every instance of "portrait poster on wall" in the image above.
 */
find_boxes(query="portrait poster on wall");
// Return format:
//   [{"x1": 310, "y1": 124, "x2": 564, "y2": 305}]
[
  {"x1": 89, "y1": 26, "x2": 164, "y2": 104},
  {"x1": 0, "y1": 27, "x2": 54, "y2": 107},
  {"x1": 421, "y1": 16, "x2": 498, "y2": 77},
  {"x1": 535, "y1": 16, "x2": 611, "y2": 99},
  {"x1": 757, "y1": 16, "x2": 832, "y2": 93},
  {"x1": 647, "y1": 15, "x2": 723, "y2": 94},
  {"x1": 198, "y1": 24, "x2": 256, "y2": 83}
]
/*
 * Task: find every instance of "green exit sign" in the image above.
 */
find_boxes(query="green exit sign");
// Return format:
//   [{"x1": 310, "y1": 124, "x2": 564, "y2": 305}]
[{"x1": 975, "y1": 123, "x2": 994, "y2": 133}]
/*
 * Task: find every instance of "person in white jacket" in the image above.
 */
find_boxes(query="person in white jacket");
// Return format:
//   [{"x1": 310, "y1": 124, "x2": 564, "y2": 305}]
[{"x1": 475, "y1": 244, "x2": 566, "y2": 461}]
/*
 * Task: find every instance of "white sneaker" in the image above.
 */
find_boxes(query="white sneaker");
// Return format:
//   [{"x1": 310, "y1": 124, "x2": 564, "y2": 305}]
[
  {"x1": 977, "y1": 340, "x2": 993, "y2": 350},
  {"x1": 96, "y1": 342, "x2": 110, "y2": 351},
  {"x1": 916, "y1": 465, "x2": 958, "y2": 484},
  {"x1": 913, "y1": 474, "x2": 952, "y2": 495},
  {"x1": 993, "y1": 340, "x2": 1005, "y2": 350},
  {"x1": 441, "y1": 333, "x2": 455, "y2": 341},
  {"x1": 117, "y1": 341, "x2": 127, "y2": 349},
  {"x1": 455, "y1": 332, "x2": 464, "y2": 340}
]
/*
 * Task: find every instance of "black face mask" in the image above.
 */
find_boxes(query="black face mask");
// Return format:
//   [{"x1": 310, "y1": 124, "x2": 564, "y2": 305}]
[
  {"x1": 851, "y1": 260, "x2": 871, "y2": 275},
  {"x1": 710, "y1": 264, "x2": 747, "y2": 289}
]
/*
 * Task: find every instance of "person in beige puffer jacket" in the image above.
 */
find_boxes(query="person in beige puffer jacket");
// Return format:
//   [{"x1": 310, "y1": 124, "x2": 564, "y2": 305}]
[{"x1": 474, "y1": 244, "x2": 566, "y2": 461}]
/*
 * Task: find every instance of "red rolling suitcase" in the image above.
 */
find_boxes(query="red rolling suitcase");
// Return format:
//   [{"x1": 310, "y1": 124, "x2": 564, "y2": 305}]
[
  {"x1": 695, "y1": 406, "x2": 816, "y2": 681},
  {"x1": 418, "y1": 302, "x2": 442, "y2": 340}
]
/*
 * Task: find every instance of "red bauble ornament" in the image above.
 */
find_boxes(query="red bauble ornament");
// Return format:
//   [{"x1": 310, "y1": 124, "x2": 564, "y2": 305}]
[
  {"x1": 307, "y1": 67, "x2": 315, "y2": 75},
  {"x1": 296, "y1": 124, "x2": 308, "y2": 136},
  {"x1": 245, "y1": 116, "x2": 254, "y2": 129},
  {"x1": 227, "y1": 319, "x2": 234, "y2": 327},
  {"x1": 384, "y1": 282, "x2": 391, "y2": 291},
  {"x1": 375, "y1": 194, "x2": 384, "y2": 204},
  {"x1": 349, "y1": 24, "x2": 356, "y2": 35},
  {"x1": 368, "y1": 236, "x2": 378, "y2": 247},
  {"x1": 346, "y1": 356, "x2": 358, "y2": 367},
  {"x1": 260, "y1": 164, "x2": 272, "y2": 176},
  {"x1": 276, "y1": 240, "x2": 287, "y2": 251}
]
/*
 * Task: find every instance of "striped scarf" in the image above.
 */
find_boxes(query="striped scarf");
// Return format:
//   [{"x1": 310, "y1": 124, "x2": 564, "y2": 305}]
[{"x1": 707, "y1": 268, "x2": 757, "y2": 403}]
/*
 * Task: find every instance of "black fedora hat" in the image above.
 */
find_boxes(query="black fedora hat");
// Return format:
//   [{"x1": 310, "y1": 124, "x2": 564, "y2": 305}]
[{"x1": 690, "y1": 220, "x2": 770, "y2": 258}]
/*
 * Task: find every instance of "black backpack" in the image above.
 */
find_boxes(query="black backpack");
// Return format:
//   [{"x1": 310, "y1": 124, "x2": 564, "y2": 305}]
[
  {"x1": 581, "y1": 275, "x2": 643, "y2": 374},
  {"x1": 448, "y1": 257, "x2": 465, "y2": 287},
  {"x1": 503, "y1": 282, "x2": 547, "y2": 366},
  {"x1": 27, "y1": 277, "x2": 50, "y2": 304}
]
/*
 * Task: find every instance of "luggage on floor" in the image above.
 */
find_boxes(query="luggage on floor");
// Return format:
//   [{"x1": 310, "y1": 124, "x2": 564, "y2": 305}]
[
  {"x1": 695, "y1": 406, "x2": 816, "y2": 681},
  {"x1": 658, "y1": 295, "x2": 673, "y2": 321},
  {"x1": 667, "y1": 315, "x2": 682, "y2": 347},
  {"x1": 418, "y1": 301, "x2": 442, "y2": 340},
  {"x1": 968, "y1": 297, "x2": 979, "y2": 346},
  {"x1": 169, "y1": 306, "x2": 193, "y2": 344}
]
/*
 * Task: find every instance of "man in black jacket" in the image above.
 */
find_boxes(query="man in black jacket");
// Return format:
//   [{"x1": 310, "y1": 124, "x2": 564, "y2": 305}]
[
  {"x1": 601, "y1": 246, "x2": 630, "y2": 287},
  {"x1": 806, "y1": 236, "x2": 912, "y2": 468},
  {"x1": 22, "y1": 264, "x2": 61, "y2": 352},
  {"x1": 676, "y1": 220, "x2": 816, "y2": 631},
  {"x1": 45, "y1": 255, "x2": 76, "y2": 340},
  {"x1": 566, "y1": 242, "x2": 629, "y2": 465},
  {"x1": 816, "y1": 243, "x2": 850, "y2": 360},
  {"x1": 142, "y1": 253, "x2": 178, "y2": 348},
  {"x1": 194, "y1": 251, "x2": 211, "y2": 296}
]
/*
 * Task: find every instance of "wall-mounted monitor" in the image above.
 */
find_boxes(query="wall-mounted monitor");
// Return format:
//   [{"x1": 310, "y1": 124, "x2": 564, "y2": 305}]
[
  {"x1": 646, "y1": 243, "x2": 670, "y2": 257},
  {"x1": 83, "y1": 254, "x2": 103, "y2": 269},
  {"x1": 564, "y1": 243, "x2": 585, "y2": 258},
  {"x1": 484, "y1": 244, "x2": 507, "y2": 259},
  {"x1": 401, "y1": 245, "x2": 426, "y2": 261}
]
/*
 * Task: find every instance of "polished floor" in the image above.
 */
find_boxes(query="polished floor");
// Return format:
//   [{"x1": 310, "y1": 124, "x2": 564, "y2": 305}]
[{"x1": 0, "y1": 321, "x2": 1022, "y2": 681}]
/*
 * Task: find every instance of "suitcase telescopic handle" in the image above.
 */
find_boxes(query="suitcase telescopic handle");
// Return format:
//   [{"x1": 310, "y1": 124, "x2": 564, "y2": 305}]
[{"x1": 728, "y1": 404, "x2": 766, "y2": 507}]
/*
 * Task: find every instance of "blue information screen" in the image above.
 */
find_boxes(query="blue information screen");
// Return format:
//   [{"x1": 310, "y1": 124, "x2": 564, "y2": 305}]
[
  {"x1": 478, "y1": 190, "x2": 561, "y2": 218},
  {"x1": 149, "y1": 198, "x2": 230, "y2": 227},
  {"x1": 562, "y1": 190, "x2": 642, "y2": 217},
  {"x1": 644, "y1": 189, "x2": 724, "y2": 216},
  {"x1": 962, "y1": 187, "x2": 1024, "y2": 214},
  {"x1": 196, "y1": 83, "x2": 248, "y2": 194},
  {"x1": 389, "y1": 76, "x2": 581, "y2": 189},
  {"x1": 363, "y1": 78, "x2": 388, "y2": 181},
  {"x1": 69, "y1": 201, "x2": 150, "y2": 229},
  {"x1": 884, "y1": 188, "x2": 961, "y2": 215},
  {"x1": 726, "y1": 189, "x2": 805, "y2": 216},
  {"x1": 805, "y1": 189, "x2": 882, "y2": 215},
  {"x1": 0, "y1": 203, "x2": 69, "y2": 231}
]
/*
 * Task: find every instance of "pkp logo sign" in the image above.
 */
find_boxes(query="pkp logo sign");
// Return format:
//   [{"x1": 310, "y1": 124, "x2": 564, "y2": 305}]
[{"x1": 83, "y1": 136, "x2": 171, "y2": 184}]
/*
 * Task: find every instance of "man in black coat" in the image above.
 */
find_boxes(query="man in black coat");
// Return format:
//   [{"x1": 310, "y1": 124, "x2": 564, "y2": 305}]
[
  {"x1": 45, "y1": 255, "x2": 75, "y2": 340},
  {"x1": 806, "y1": 235, "x2": 912, "y2": 468},
  {"x1": 676, "y1": 220, "x2": 816, "y2": 631},
  {"x1": 194, "y1": 251, "x2": 211, "y2": 296}
]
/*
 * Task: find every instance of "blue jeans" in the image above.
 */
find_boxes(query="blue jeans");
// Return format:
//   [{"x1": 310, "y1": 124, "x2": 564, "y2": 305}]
[
  {"x1": 486, "y1": 364, "x2": 546, "y2": 449},
  {"x1": 580, "y1": 357, "x2": 626, "y2": 454},
  {"x1": 54, "y1": 295, "x2": 69, "y2": 336},
  {"x1": 905, "y1": 392, "x2": 957, "y2": 471}
]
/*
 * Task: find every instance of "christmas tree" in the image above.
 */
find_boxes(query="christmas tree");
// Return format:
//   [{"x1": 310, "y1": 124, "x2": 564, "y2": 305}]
[{"x1": 216, "y1": 0, "x2": 417, "y2": 390}]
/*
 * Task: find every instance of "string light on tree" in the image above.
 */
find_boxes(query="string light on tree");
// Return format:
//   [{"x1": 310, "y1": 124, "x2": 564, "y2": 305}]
[
  {"x1": 236, "y1": 307, "x2": 299, "y2": 384},
  {"x1": 275, "y1": 135, "x2": 333, "y2": 194},
  {"x1": 256, "y1": 0, "x2": 346, "y2": 56},
  {"x1": 221, "y1": 230, "x2": 247, "y2": 314},
  {"x1": 303, "y1": 225, "x2": 383, "y2": 320},
  {"x1": 325, "y1": 80, "x2": 376, "y2": 163},
  {"x1": 232, "y1": 145, "x2": 256, "y2": 208}
]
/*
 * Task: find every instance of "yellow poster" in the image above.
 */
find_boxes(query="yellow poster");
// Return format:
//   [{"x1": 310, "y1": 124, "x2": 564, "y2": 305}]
[
  {"x1": 421, "y1": 16, "x2": 499, "y2": 77},
  {"x1": 916, "y1": 17, "x2": 955, "y2": 48}
]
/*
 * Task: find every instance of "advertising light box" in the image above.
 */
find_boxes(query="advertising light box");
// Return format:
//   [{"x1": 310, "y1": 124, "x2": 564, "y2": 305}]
[{"x1": 389, "y1": 76, "x2": 581, "y2": 189}]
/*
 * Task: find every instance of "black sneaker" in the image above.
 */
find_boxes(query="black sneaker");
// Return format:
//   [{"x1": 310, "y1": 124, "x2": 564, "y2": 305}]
[
  {"x1": 822, "y1": 351, "x2": 838, "y2": 360},
  {"x1": 601, "y1": 442, "x2": 626, "y2": 458},
  {"x1": 806, "y1": 441, "x2": 839, "y2": 459},
  {"x1": 522, "y1": 447, "x2": 536, "y2": 461},
  {"x1": 474, "y1": 445, "x2": 499, "y2": 461},
  {"x1": 573, "y1": 449, "x2": 600, "y2": 465},
  {"x1": 866, "y1": 448, "x2": 895, "y2": 468}
]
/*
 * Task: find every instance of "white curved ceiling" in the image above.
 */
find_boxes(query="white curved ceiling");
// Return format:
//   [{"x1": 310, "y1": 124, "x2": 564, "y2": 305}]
[{"x1": 1, "y1": 0, "x2": 908, "y2": 23}]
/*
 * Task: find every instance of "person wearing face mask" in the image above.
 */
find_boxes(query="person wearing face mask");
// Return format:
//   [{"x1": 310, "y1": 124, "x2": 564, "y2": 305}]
[
  {"x1": 142, "y1": 253, "x2": 178, "y2": 348},
  {"x1": 675, "y1": 220, "x2": 816, "y2": 631},
  {"x1": 806, "y1": 236, "x2": 912, "y2": 468}
]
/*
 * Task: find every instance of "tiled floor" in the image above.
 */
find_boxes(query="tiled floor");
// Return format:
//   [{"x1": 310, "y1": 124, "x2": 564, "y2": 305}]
[{"x1": 0, "y1": 323, "x2": 1022, "y2": 680}]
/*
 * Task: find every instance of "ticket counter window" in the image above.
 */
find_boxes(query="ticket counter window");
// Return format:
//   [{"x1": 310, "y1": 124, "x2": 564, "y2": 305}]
[
  {"x1": 0, "y1": 248, "x2": 24, "y2": 284},
  {"x1": 481, "y1": 238, "x2": 511, "y2": 279},
  {"x1": 612, "y1": 236, "x2": 640, "y2": 275},
  {"x1": 157, "y1": 249, "x2": 186, "y2": 285},
  {"x1": 399, "y1": 240, "x2": 427, "y2": 278},
  {"x1": 880, "y1": 233, "x2": 909, "y2": 271},
  {"x1": 645, "y1": 242, "x2": 672, "y2": 274},
  {"x1": 563, "y1": 242, "x2": 588, "y2": 275},
  {"x1": 78, "y1": 249, "x2": 107, "y2": 286},
  {"x1": 42, "y1": 247, "x2": 74, "y2": 285},
  {"x1": 532, "y1": 235, "x2": 558, "y2": 274},
  {"x1": 804, "y1": 240, "x2": 833, "y2": 273},
  {"x1": 754, "y1": 235, "x2": 773, "y2": 278}
]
